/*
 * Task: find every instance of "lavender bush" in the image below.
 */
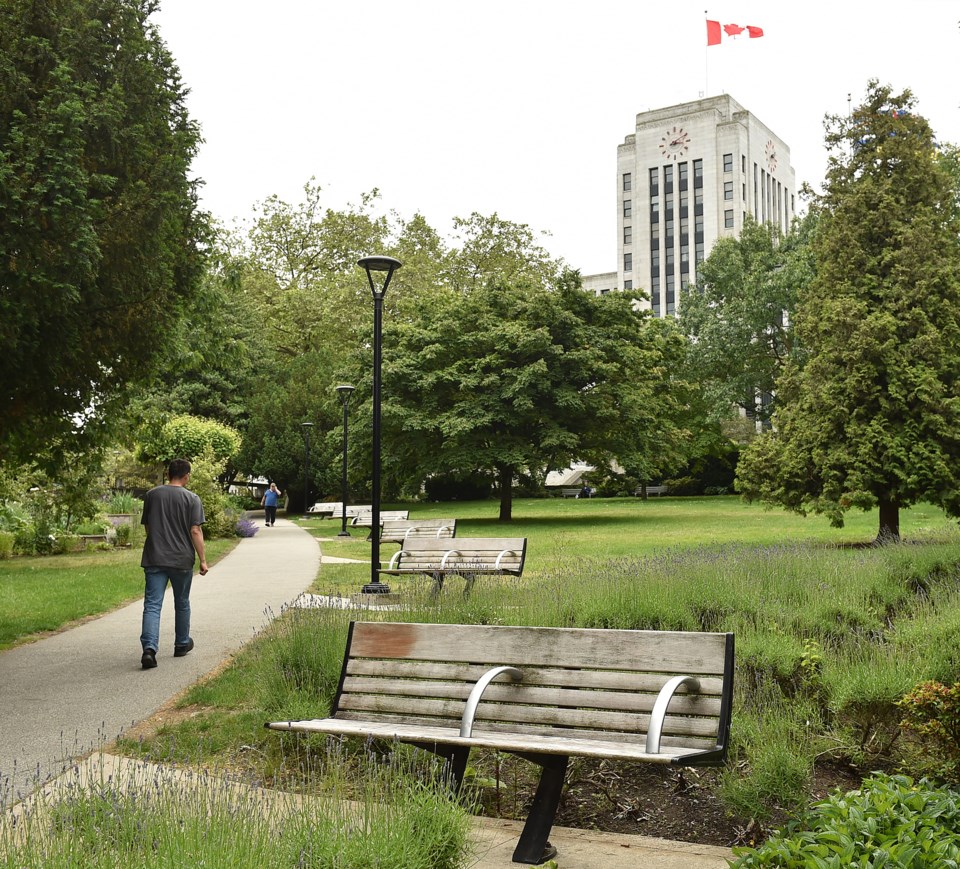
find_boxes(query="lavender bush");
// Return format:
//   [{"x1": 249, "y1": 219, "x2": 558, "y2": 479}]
[{"x1": 235, "y1": 518, "x2": 258, "y2": 538}]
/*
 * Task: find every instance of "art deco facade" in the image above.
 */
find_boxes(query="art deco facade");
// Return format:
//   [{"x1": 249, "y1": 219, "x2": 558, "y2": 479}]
[{"x1": 583, "y1": 94, "x2": 796, "y2": 316}]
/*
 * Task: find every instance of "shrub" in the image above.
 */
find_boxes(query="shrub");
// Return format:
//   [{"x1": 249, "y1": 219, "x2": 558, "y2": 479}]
[
  {"x1": 898, "y1": 680, "x2": 960, "y2": 781},
  {"x1": 114, "y1": 524, "x2": 132, "y2": 546},
  {"x1": 187, "y1": 449, "x2": 237, "y2": 539},
  {"x1": 235, "y1": 518, "x2": 258, "y2": 538},
  {"x1": 108, "y1": 492, "x2": 143, "y2": 514},
  {"x1": 0, "y1": 531, "x2": 14, "y2": 559},
  {"x1": 731, "y1": 773, "x2": 960, "y2": 867}
]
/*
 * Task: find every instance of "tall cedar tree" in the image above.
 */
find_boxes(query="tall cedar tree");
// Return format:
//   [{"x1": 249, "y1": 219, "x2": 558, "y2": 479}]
[
  {"x1": 737, "y1": 82, "x2": 960, "y2": 541},
  {"x1": 0, "y1": 0, "x2": 206, "y2": 465}
]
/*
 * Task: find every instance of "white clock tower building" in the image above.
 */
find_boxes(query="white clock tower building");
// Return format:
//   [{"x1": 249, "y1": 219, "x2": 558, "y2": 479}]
[{"x1": 583, "y1": 94, "x2": 795, "y2": 317}]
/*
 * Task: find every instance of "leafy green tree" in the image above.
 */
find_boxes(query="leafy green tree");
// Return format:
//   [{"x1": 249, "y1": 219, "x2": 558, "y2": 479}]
[
  {"x1": 135, "y1": 414, "x2": 241, "y2": 468},
  {"x1": 737, "y1": 82, "x2": 960, "y2": 541},
  {"x1": 680, "y1": 214, "x2": 816, "y2": 425},
  {"x1": 384, "y1": 271, "x2": 687, "y2": 521},
  {"x1": 0, "y1": 0, "x2": 207, "y2": 464}
]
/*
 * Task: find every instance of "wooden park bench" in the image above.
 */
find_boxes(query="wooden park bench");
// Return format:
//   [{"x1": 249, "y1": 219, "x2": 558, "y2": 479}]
[
  {"x1": 267, "y1": 621, "x2": 734, "y2": 865},
  {"x1": 378, "y1": 536, "x2": 526, "y2": 592},
  {"x1": 307, "y1": 502, "x2": 342, "y2": 516},
  {"x1": 560, "y1": 487, "x2": 580, "y2": 498},
  {"x1": 634, "y1": 485, "x2": 669, "y2": 497},
  {"x1": 379, "y1": 518, "x2": 457, "y2": 544},
  {"x1": 350, "y1": 509, "x2": 410, "y2": 528}
]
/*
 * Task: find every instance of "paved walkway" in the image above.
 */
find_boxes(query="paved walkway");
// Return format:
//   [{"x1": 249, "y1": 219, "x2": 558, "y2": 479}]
[
  {"x1": 0, "y1": 515, "x2": 320, "y2": 802},
  {"x1": 0, "y1": 517, "x2": 734, "y2": 866}
]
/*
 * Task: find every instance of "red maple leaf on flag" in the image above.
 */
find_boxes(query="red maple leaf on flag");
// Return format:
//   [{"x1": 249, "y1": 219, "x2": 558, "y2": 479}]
[{"x1": 723, "y1": 23, "x2": 745, "y2": 36}]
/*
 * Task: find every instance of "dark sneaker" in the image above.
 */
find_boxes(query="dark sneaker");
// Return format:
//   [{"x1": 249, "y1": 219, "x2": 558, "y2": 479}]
[
  {"x1": 174, "y1": 638, "x2": 194, "y2": 658},
  {"x1": 141, "y1": 649, "x2": 157, "y2": 669}
]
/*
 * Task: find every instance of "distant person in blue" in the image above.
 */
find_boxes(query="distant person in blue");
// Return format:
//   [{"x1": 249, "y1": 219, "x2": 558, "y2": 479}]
[
  {"x1": 261, "y1": 482, "x2": 282, "y2": 527},
  {"x1": 139, "y1": 458, "x2": 208, "y2": 670}
]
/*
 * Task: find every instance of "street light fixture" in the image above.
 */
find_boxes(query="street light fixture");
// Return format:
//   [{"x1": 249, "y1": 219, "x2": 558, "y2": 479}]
[
  {"x1": 301, "y1": 422, "x2": 314, "y2": 516},
  {"x1": 358, "y1": 254, "x2": 402, "y2": 594},
  {"x1": 335, "y1": 384, "x2": 355, "y2": 538}
]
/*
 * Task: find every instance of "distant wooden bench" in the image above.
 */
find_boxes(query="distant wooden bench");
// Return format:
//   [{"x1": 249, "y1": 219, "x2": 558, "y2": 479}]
[
  {"x1": 267, "y1": 621, "x2": 734, "y2": 865},
  {"x1": 307, "y1": 502, "x2": 342, "y2": 516},
  {"x1": 560, "y1": 488, "x2": 580, "y2": 498},
  {"x1": 350, "y1": 510, "x2": 410, "y2": 528},
  {"x1": 380, "y1": 518, "x2": 457, "y2": 544},
  {"x1": 379, "y1": 536, "x2": 526, "y2": 592},
  {"x1": 634, "y1": 485, "x2": 669, "y2": 497}
]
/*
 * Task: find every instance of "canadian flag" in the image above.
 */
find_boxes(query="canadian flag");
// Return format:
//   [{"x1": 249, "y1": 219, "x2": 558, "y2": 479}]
[{"x1": 706, "y1": 20, "x2": 764, "y2": 45}]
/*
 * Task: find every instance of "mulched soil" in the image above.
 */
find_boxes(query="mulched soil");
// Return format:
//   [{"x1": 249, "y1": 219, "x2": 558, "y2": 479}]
[{"x1": 474, "y1": 753, "x2": 865, "y2": 850}]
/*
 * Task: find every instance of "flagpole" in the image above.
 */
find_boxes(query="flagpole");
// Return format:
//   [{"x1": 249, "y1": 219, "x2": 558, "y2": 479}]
[{"x1": 704, "y1": 10, "x2": 709, "y2": 96}]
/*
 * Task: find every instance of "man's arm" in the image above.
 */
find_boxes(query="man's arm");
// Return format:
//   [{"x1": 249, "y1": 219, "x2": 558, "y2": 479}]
[{"x1": 191, "y1": 525, "x2": 209, "y2": 575}]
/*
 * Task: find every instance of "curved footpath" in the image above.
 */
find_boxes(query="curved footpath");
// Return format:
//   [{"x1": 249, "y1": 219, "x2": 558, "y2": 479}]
[
  {"x1": 0, "y1": 515, "x2": 320, "y2": 804},
  {"x1": 0, "y1": 516, "x2": 732, "y2": 867}
]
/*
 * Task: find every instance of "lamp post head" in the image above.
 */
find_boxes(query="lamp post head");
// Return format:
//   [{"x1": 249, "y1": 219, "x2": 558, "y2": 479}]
[
  {"x1": 358, "y1": 255, "x2": 402, "y2": 299},
  {"x1": 335, "y1": 383, "x2": 355, "y2": 405}
]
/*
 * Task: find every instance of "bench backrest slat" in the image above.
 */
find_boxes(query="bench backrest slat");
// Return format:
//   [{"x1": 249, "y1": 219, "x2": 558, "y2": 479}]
[{"x1": 330, "y1": 622, "x2": 733, "y2": 755}]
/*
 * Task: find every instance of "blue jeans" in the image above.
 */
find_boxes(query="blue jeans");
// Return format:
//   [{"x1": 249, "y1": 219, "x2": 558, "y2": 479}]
[{"x1": 140, "y1": 567, "x2": 193, "y2": 652}]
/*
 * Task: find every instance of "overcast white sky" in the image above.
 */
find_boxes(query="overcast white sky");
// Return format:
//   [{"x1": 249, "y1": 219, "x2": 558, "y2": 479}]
[{"x1": 153, "y1": 0, "x2": 960, "y2": 276}]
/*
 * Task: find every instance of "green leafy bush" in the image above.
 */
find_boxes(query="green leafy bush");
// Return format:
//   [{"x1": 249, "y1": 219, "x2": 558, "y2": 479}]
[
  {"x1": 0, "y1": 531, "x2": 13, "y2": 559},
  {"x1": 108, "y1": 492, "x2": 143, "y2": 514},
  {"x1": 898, "y1": 680, "x2": 960, "y2": 781},
  {"x1": 731, "y1": 773, "x2": 960, "y2": 867}
]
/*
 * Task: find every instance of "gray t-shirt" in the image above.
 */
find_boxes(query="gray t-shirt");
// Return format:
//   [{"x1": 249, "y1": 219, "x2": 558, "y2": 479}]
[{"x1": 140, "y1": 484, "x2": 205, "y2": 570}]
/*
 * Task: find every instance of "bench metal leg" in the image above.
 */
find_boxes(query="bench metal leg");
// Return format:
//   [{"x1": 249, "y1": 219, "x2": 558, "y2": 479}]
[
  {"x1": 406, "y1": 741, "x2": 470, "y2": 791},
  {"x1": 512, "y1": 753, "x2": 568, "y2": 865}
]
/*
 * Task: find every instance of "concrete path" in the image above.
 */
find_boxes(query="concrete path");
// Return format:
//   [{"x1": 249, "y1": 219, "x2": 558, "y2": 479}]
[{"x1": 0, "y1": 515, "x2": 320, "y2": 803}]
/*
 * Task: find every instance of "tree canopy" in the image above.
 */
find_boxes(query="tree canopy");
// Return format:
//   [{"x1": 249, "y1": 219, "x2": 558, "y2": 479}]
[
  {"x1": 1, "y1": 0, "x2": 206, "y2": 465},
  {"x1": 737, "y1": 82, "x2": 960, "y2": 541},
  {"x1": 383, "y1": 271, "x2": 689, "y2": 520}
]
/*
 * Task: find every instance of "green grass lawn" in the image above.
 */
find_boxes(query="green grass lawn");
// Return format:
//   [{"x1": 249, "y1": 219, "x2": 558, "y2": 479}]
[
  {"x1": 0, "y1": 537, "x2": 238, "y2": 649},
  {"x1": 305, "y1": 495, "x2": 957, "y2": 591}
]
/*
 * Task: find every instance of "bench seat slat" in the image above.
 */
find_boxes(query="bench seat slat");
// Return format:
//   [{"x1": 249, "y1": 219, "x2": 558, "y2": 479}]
[
  {"x1": 349, "y1": 622, "x2": 729, "y2": 675},
  {"x1": 344, "y1": 660, "x2": 727, "y2": 695},
  {"x1": 266, "y1": 719, "x2": 716, "y2": 762},
  {"x1": 340, "y1": 676, "x2": 724, "y2": 716}
]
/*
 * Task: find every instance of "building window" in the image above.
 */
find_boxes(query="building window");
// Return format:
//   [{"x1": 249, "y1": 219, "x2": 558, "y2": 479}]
[
  {"x1": 694, "y1": 189, "x2": 703, "y2": 207},
  {"x1": 623, "y1": 225, "x2": 632, "y2": 245},
  {"x1": 724, "y1": 181, "x2": 734, "y2": 201},
  {"x1": 693, "y1": 159, "x2": 703, "y2": 184},
  {"x1": 651, "y1": 249, "x2": 660, "y2": 270},
  {"x1": 695, "y1": 241, "x2": 705, "y2": 263},
  {"x1": 665, "y1": 193, "x2": 674, "y2": 211},
  {"x1": 624, "y1": 253, "x2": 633, "y2": 272},
  {"x1": 724, "y1": 209, "x2": 734, "y2": 228},
  {"x1": 623, "y1": 199, "x2": 632, "y2": 219},
  {"x1": 623, "y1": 172, "x2": 632, "y2": 192},
  {"x1": 651, "y1": 224, "x2": 660, "y2": 241},
  {"x1": 742, "y1": 154, "x2": 746, "y2": 173},
  {"x1": 723, "y1": 153, "x2": 733, "y2": 173},
  {"x1": 678, "y1": 162, "x2": 688, "y2": 185},
  {"x1": 624, "y1": 280, "x2": 633, "y2": 290},
  {"x1": 649, "y1": 167, "x2": 659, "y2": 195}
]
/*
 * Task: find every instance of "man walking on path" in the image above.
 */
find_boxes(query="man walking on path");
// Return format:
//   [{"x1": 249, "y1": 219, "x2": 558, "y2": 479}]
[
  {"x1": 261, "y1": 481, "x2": 282, "y2": 526},
  {"x1": 140, "y1": 458, "x2": 209, "y2": 670}
]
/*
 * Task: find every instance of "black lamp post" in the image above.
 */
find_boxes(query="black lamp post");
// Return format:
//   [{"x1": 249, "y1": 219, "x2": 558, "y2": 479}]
[
  {"x1": 335, "y1": 384, "x2": 355, "y2": 537},
  {"x1": 358, "y1": 255, "x2": 402, "y2": 594},
  {"x1": 301, "y1": 422, "x2": 314, "y2": 515}
]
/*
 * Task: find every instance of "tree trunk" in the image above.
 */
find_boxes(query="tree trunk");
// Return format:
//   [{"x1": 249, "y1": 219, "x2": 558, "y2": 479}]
[
  {"x1": 497, "y1": 465, "x2": 513, "y2": 522},
  {"x1": 639, "y1": 482, "x2": 648, "y2": 501},
  {"x1": 877, "y1": 496, "x2": 900, "y2": 544}
]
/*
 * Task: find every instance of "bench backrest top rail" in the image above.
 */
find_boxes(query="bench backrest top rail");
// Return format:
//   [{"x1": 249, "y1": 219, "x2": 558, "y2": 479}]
[
  {"x1": 328, "y1": 621, "x2": 733, "y2": 756},
  {"x1": 351, "y1": 510, "x2": 410, "y2": 527}
]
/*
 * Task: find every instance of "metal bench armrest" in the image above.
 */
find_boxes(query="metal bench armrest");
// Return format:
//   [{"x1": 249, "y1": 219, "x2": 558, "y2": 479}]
[
  {"x1": 460, "y1": 666, "x2": 523, "y2": 737},
  {"x1": 645, "y1": 675, "x2": 700, "y2": 754},
  {"x1": 387, "y1": 549, "x2": 408, "y2": 570},
  {"x1": 440, "y1": 549, "x2": 461, "y2": 570},
  {"x1": 494, "y1": 549, "x2": 517, "y2": 571}
]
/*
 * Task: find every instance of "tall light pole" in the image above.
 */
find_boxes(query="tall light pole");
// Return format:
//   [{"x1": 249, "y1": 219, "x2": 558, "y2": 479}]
[
  {"x1": 335, "y1": 384, "x2": 355, "y2": 538},
  {"x1": 358, "y1": 255, "x2": 401, "y2": 594},
  {"x1": 301, "y1": 422, "x2": 314, "y2": 516}
]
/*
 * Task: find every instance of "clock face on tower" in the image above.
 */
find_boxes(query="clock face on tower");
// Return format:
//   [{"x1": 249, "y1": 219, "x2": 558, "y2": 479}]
[
  {"x1": 765, "y1": 139, "x2": 778, "y2": 172},
  {"x1": 660, "y1": 126, "x2": 690, "y2": 161}
]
